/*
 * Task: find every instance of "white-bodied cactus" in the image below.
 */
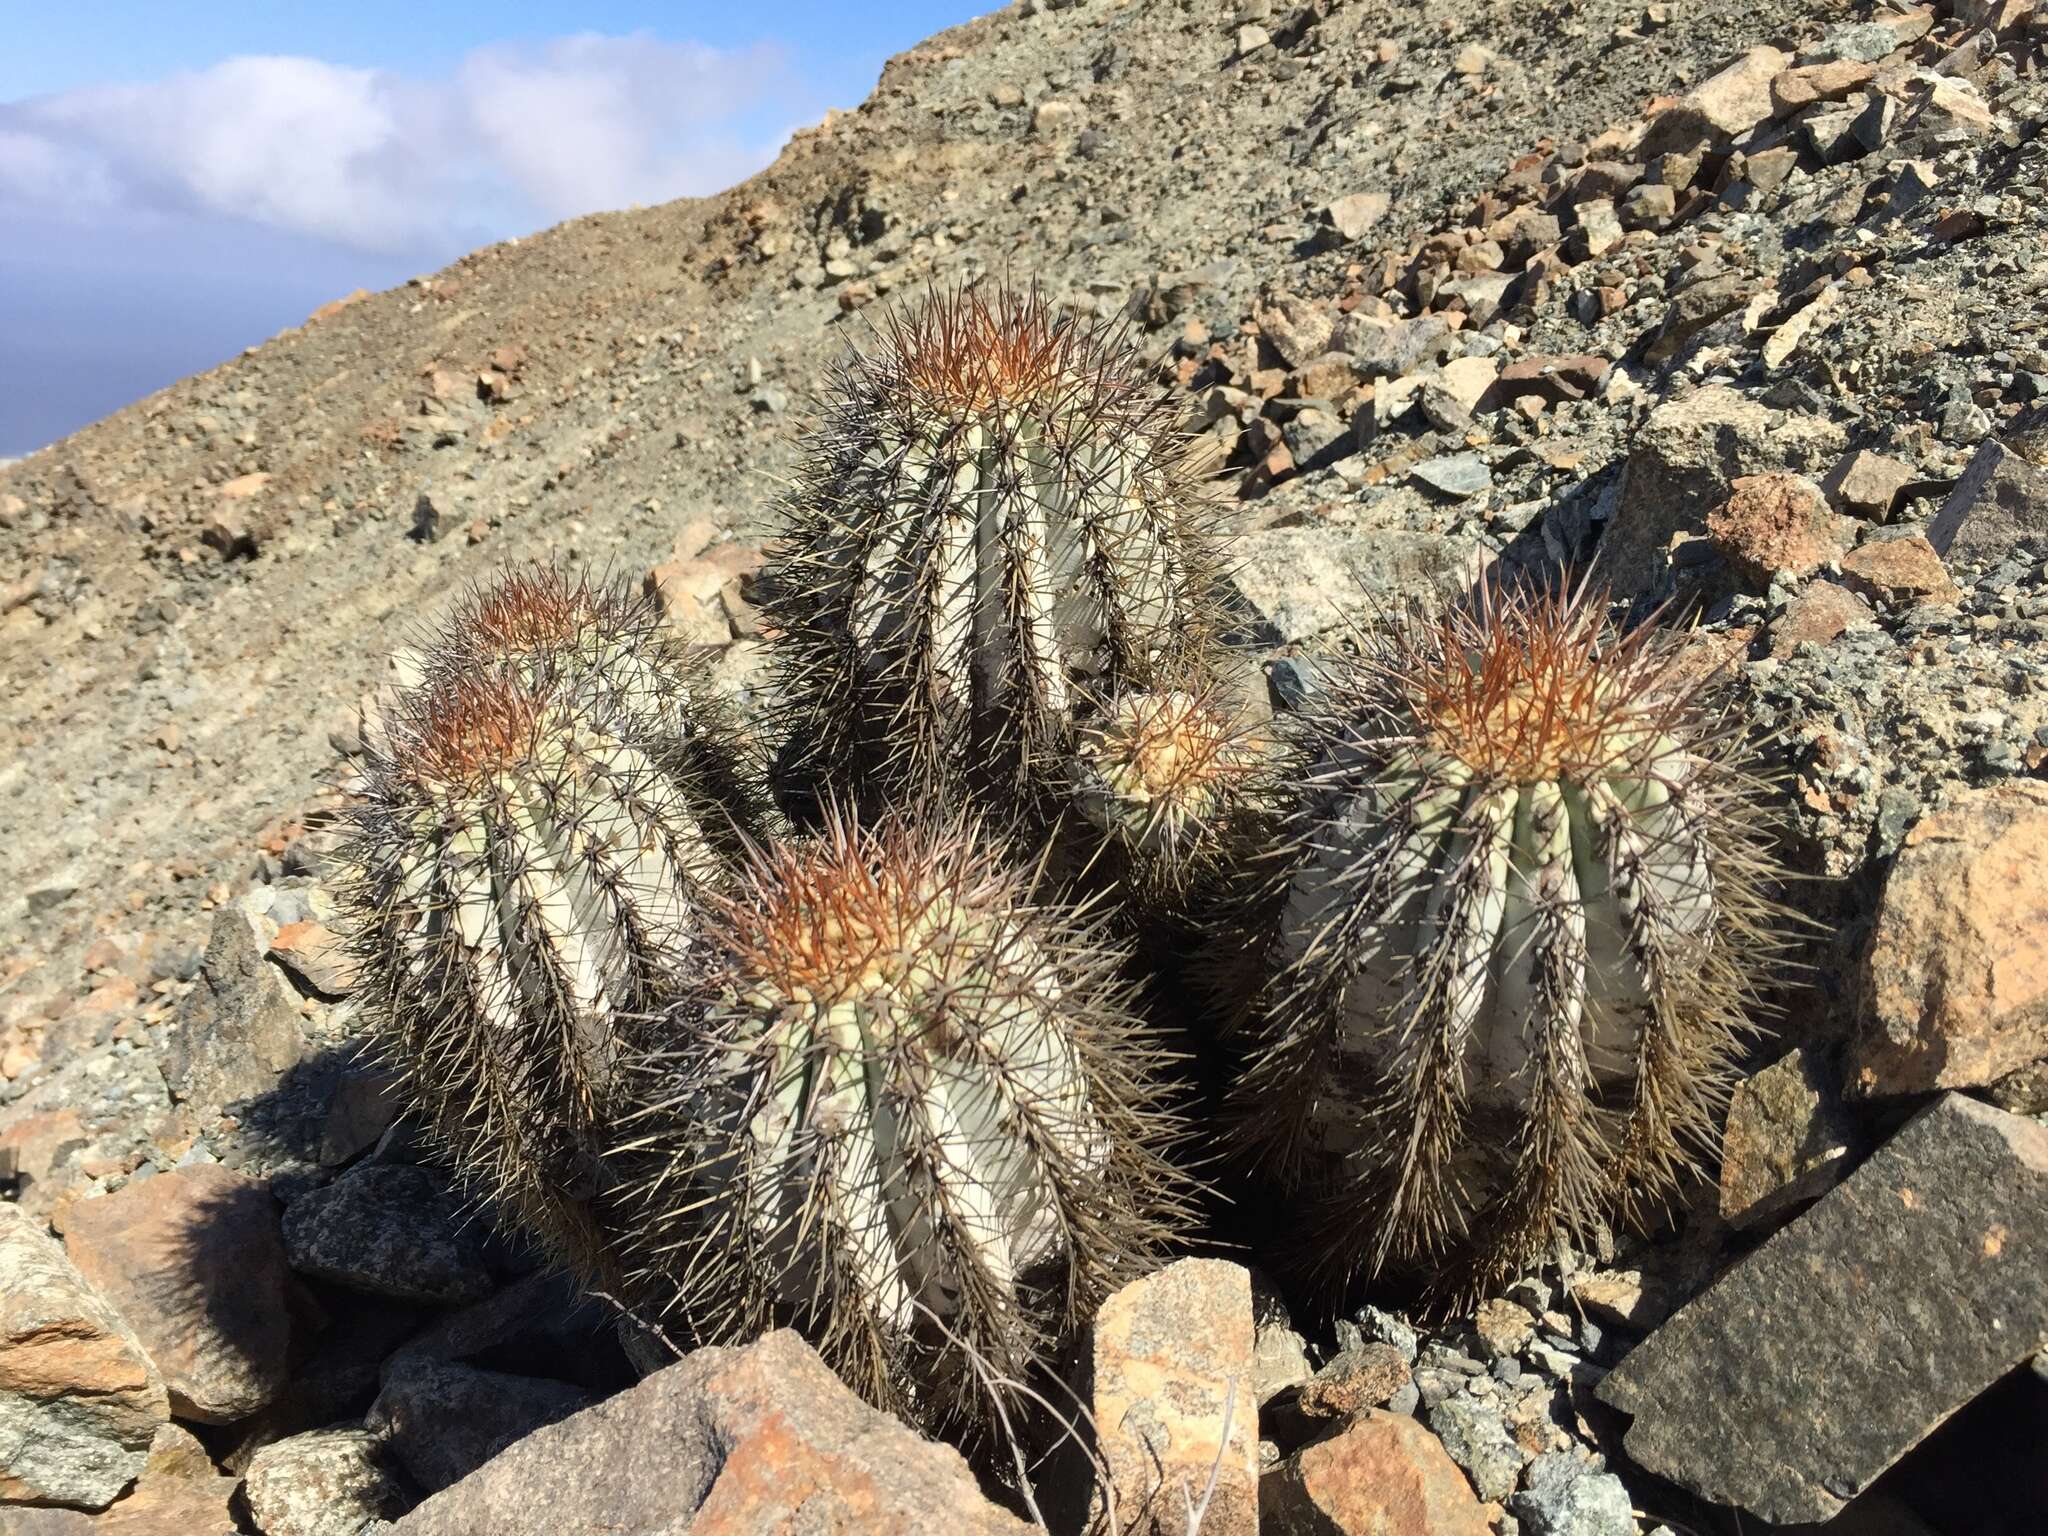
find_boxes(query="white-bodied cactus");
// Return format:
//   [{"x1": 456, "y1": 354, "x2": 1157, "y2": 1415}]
[
  {"x1": 613, "y1": 810, "x2": 1187, "y2": 1426},
  {"x1": 343, "y1": 640, "x2": 766, "y2": 1280},
  {"x1": 1237, "y1": 584, "x2": 1783, "y2": 1291},
  {"x1": 761, "y1": 282, "x2": 1228, "y2": 814}
]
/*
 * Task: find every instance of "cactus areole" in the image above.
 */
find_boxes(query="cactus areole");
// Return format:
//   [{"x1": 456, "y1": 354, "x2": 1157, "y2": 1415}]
[
  {"x1": 1241, "y1": 584, "x2": 1782, "y2": 1291},
  {"x1": 762, "y1": 282, "x2": 1225, "y2": 811}
]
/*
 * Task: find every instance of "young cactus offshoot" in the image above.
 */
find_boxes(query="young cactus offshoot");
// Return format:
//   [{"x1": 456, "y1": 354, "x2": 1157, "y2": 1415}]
[
  {"x1": 1237, "y1": 583, "x2": 1784, "y2": 1294},
  {"x1": 761, "y1": 281, "x2": 1228, "y2": 816},
  {"x1": 613, "y1": 809, "x2": 1188, "y2": 1428},
  {"x1": 1068, "y1": 681, "x2": 1279, "y2": 913},
  {"x1": 342, "y1": 642, "x2": 762, "y2": 1283}
]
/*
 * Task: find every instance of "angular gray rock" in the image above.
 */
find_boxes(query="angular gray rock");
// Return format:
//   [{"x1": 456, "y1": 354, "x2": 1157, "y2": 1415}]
[
  {"x1": 0, "y1": 1202, "x2": 169, "y2": 1509},
  {"x1": 1512, "y1": 1452, "x2": 1636, "y2": 1536},
  {"x1": 1425, "y1": 1390, "x2": 1524, "y2": 1504},
  {"x1": 243, "y1": 1426, "x2": 408, "y2": 1536},
  {"x1": 367, "y1": 1358, "x2": 592, "y2": 1495},
  {"x1": 391, "y1": 1330, "x2": 1031, "y2": 1535},
  {"x1": 1927, "y1": 436, "x2": 2048, "y2": 569},
  {"x1": 1599, "y1": 1094, "x2": 2048, "y2": 1524},
  {"x1": 281, "y1": 1163, "x2": 493, "y2": 1306},
  {"x1": 159, "y1": 906, "x2": 307, "y2": 1109}
]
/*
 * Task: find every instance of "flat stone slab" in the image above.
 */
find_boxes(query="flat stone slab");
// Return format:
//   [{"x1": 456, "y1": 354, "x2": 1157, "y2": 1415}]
[{"x1": 1599, "y1": 1093, "x2": 2048, "y2": 1524}]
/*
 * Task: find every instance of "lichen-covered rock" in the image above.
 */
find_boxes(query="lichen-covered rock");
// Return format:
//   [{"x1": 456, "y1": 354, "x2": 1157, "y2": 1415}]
[
  {"x1": 1091, "y1": 1259, "x2": 1258, "y2": 1536},
  {"x1": 242, "y1": 1427, "x2": 406, "y2": 1536},
  {"x1": 0, "y1": 1202, "x2": 168, "y2": 1509},
  {"x1": 1853, "y1": 781, "x2": 2048, "y2": 1096}
]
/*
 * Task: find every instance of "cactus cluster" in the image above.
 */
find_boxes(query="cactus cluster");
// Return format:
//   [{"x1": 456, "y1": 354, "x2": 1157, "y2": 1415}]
[
  {"x1": 1234, "y1": 584, "x2": 1783, "y2": 1292},
  {"x1": 334, "y1": 281, "x2": 1791, "y2": 1443}
]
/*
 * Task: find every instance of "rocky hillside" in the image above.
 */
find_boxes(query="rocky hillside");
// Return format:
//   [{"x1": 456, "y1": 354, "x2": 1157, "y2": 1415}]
[{"x1": 5, "y1": 1, "x2": 2048, "y2": 1533}]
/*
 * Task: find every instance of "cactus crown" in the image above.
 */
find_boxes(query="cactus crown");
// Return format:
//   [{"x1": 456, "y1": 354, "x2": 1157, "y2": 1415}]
[
  {"x1": 761, "y1": 280, "x2": 1228, "y2": 816},
  {"x1": 613, "y1": 809, "x2": 1188, "y2": 1427},
  {"x1": 1238, "y1": 583, "x2": 1783, "y2": 1295}
]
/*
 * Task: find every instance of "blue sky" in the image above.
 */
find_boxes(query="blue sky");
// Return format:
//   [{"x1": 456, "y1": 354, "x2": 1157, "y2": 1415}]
[{"x1": 0, "y1": 3, "x2": 988, "y2": 456}]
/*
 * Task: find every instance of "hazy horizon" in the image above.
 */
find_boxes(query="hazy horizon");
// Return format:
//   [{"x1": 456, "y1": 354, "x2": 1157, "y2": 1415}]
[{"x1": 0, "y1": 4, "x2": 987, "y2": 458}]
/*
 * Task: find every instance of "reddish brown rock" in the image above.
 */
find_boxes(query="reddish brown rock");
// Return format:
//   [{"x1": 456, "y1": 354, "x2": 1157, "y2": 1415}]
[
  {"x1": 1, "y1": 1202, "x2": 169, "y2": 1509},
  {"x1": 1706, "y1": 473, "x2": 1840, "y2": 586},
  {"x1": 1853, "y1": 781, "x2": 2048, "y2": 1096},
  {"x1": 63, "y1": 1165, "x2": 294, "y2": 1424},
  {"x1": 1770, "y1": 59, "x2": 1876, "y2": 117},
  {"x1": 1264, "y1": 1410, "x2": 1493, "y2": 1536},
  {"x1": 392, "y1": 1330, "x2": 1029, "y2": 1536},
  {"x1": 1092, "y1": 1259, "x2": 1258, "y2": 1536},
  {"x1": 0, "y1": 1108, "x2": 89, "y2": 1217},
  {"x1": 1768, "y1": 580, "x2": 1876, "y2": 658},
  {"x1": 1838, "y1": 535, "x2": 1960, "y2": 608}
]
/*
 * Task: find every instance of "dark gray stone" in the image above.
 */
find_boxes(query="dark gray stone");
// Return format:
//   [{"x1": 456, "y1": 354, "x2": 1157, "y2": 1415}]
[
  {"x1": 1928, "y1": 437, "x2": 2048, "y2": 569},
  {"x1": 1599, "y1": 1094, "x2": 2048, "y2": 1524},
  {"x1": 368, "y1": 1359, "x2": 592, "y2": 1495},
  {"x1": 282, "y1": 1164, "x2": 492, "y2": 1306},
  {"x1": 159, "y1": 907, "x2": 307, "y2": 1109}
]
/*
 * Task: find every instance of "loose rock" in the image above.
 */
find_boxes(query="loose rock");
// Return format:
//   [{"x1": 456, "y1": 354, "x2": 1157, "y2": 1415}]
[
  {"x1": 0, "y1": 1202, "x2": 168, "y2": 1509},
  {"x1": 61, "y1": 1164, "x2": 294, "y2": 1424},
  {"x1": 1264, "y1": 1410, "x2": 1492, "y2": 1536},
  {"x1": 1091, "y1": 1258, "x2": 1258, "y2": 1536},
  {"x1": 1600, "y1": 1094, "x2": 2048, "y2": 1523},
  {"x1": 281, "y1": 1163, "x2": 493, "y2": 1306},
  {"x1": 1853, "y1": 781, "x2": 2048, "y2": 1096}
]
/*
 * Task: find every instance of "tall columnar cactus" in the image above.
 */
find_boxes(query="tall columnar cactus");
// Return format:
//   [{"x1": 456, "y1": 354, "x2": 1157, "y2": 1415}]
[
  {"x1": 342, "y1": 629, "x2": 767, "y2": 1280},
  {"x1": 1236, "y1": 584, "x2": 1783, "y2": 1293},
  {"x1": 760, "y1": 282, "x2": 1229, "y2": 815},
  {"x1": 611, "y1": 810, "x2": 1188, "y2": 1427}
]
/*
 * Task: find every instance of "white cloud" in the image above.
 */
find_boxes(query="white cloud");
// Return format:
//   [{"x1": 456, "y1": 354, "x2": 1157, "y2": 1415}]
[{"x1": 0, "y1": 32, "x2": 799, "y2": 254}]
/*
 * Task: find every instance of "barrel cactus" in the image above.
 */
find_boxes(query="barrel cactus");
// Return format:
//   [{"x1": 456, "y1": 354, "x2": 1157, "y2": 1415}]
[
  {"x1": 760, "y1": 281, "x2": 1228, "y2": 816},
  {"x1": 612, "y1": 809, "x2": 1188, "y2": 1427},
  {"x1": 342, "y1": 624, "x2": 767, "y2": 1281},
  {"x1": 1236, "y1": 583, "x2": 1783, "y2": 1292}
]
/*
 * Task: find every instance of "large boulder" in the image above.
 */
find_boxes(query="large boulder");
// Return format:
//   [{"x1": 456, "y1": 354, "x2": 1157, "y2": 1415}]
[
  {"x1": 62, "y1": 1164, "x2": 295, "y2": 1423},
  {"x1": 391, "y1": 1330, "x2": 1031, "y2": 1535},
  {"x1": 0, "y1": 1203, "x2": 169, "y2": 1509},
  {"x1": 1599, "y1": 1094, "x2": 2048, "y2": 1524}
]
